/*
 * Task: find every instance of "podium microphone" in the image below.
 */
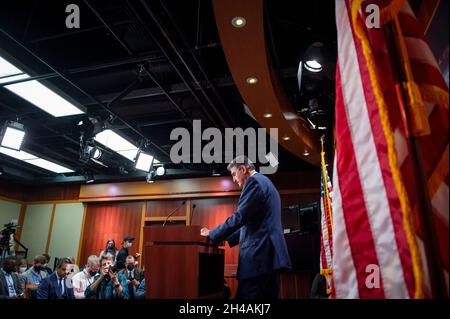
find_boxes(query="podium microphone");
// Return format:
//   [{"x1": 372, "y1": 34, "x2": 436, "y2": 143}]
[
  {"x1": 190, "y1": 204, "x2": 197, "y2": 225},
  {"x1": 163, "y1": 201, "x2": 186, "y2": 226}
]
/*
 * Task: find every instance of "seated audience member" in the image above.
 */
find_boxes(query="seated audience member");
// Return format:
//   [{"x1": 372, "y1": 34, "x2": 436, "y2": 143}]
[
  {"x1": 17, "y1": 259, "x2": 28, "y2": 292},
  {"x1": 85, "y1": 255, "x2": 128, "y2": 299},
  {"x1": 72, "y1": 255, "x2": 100, "y2": 299},
  {"x1": 22, "y1": 255, "x2": 48, "y2": 286},
  {"x1": 0, "y1": 256, "x2": 24, "y2": 299},
  {"x1": 37, "y1": 257, "x2": 74, "y2": 299},
  {"x1": 66, "y1": 256, "x2": 80, "y2": 279},
  {"x1": 135, "y1": 279, "x2": 145, "y2": 299},
  {"x1": 41, "y1": 254, "x2": 53, "y2": 275},
  {"x1": 99, "y1": 239, "x2": 118, "y2": 262},
  {"x1": 119, "y1": 255, "x2": 144, "y2": 299}
]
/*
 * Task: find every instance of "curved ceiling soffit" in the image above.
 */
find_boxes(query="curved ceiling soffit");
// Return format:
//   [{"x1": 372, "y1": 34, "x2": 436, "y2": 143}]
[{"x1": 212, "y1": 0, "x2": 320, "y2": 166}]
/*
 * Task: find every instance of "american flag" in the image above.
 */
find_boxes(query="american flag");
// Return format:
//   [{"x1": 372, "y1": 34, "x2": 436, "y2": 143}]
[
  {"x1": 332, "y1": 0, "x2": 448, "y2": 298},
  {"x1": 320, "y1": 146, "x2": 334, "y2": 295}
]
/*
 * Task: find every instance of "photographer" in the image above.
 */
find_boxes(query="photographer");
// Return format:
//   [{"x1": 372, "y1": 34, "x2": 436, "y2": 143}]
[
  {"x1": 118, "y1": 255, "x2": 144, "y2": 299},
  {"x1": 84, "y1": 255, "x2": 128, "y2": 299}
]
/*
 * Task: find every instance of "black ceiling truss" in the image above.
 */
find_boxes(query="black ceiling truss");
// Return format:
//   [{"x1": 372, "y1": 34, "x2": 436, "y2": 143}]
[
  {"x1": 0, "y1": 25, "x2": 171, "y2": 163},
  {"x1": 125, "y1": 0, "x2": 230, "y2": 128},
  {"x1": 0, "y1": 1, "x2": 335, "y2": 185}
]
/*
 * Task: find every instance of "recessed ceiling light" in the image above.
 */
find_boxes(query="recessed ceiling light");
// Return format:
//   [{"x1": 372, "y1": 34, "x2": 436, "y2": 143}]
[
  {"x1": 231, "y1": 17, "x2": 246, "y2": 28},
  {"x1": 303, "y1": 149, "x2": 310, "y2": 156},
  {"x1": 263, "y1": 113, "x2": 272, "y2": 118},
  {"x1": 282, "y1": 136, "x2": 290, "y2": 141},
  {"x1": 304, "y1": 60, "x2": 322, "y2": 72},
  {"x1": 246, "y1": 77, "x2": 258, "y2": 84}
]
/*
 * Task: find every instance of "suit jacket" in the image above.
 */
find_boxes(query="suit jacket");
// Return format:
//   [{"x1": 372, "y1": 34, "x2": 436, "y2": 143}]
[
  {"x1": 118, "y1": 268, "x2": 144, "y2": 282},
  {"x1": 209, "y1": 172, "x2": 291, "y2": 279},
  {"x1": 0, "y1": 270, "x2": 23, "y2": 299},
  {"x1": 37, "y1": 272, "x2": 75, "y2": 299}
]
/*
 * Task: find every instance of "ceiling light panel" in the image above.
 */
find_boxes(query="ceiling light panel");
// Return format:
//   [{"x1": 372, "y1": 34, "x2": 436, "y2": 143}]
[
  {"x1": 1, "y1": 55, "x2": 84, "y2": 117},
  {"x1": 0, "y1": 147, "x2": 74, "y2": 173}
]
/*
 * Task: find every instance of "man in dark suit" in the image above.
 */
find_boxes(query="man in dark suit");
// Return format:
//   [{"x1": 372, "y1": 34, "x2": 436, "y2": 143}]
[
  {"x1": 0, "y1": 256, "x2": 24, "y2": 299},
  {"x1": 37, "y1": 257, "x2": 74, "y2": 299},
  {"x1": 118, "y1": 255, "x2": 144, "y2": 299},
  {"x1": 201, "y1": 156, "x2": 291, "y2": 299}
]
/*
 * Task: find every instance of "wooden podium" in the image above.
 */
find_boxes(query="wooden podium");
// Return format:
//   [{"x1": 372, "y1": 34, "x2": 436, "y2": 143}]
[{"x1": 143, "y1": 225, "x2": 225, "y2": 299}]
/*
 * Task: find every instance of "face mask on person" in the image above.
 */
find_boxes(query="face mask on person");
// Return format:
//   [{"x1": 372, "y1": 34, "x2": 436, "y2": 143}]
[
  {"x1": 89, "y1": 270, "x2": 97, "y2": 277},
  {"x1": 19, "y1": 266, "x2": 27, "y2": 273},
  {"x1": 126, "y1": 242, "x2": 133, "y2": 248},
  {"x1": 34, "y1": 265, "x2": 42, "y2": 271},
  {"x1": 126, "y1": 264, "x2": 134, "y2": 271}
]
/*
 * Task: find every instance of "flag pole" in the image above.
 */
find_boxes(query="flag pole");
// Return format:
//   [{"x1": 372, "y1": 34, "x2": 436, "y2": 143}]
[{"x1": 383, "y1": 20, "x2": 447, "y2": 298}]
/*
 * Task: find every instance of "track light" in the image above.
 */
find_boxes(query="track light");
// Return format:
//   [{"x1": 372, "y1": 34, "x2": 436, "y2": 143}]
[
  {"x1": 302, "y1": 42, "x2": 324, "y2": 73},
  {"x1": 304, "y1": 60, "x2": 322, "y2": 72},
  {"x1": 1, "y1": 120, "x2": 26, "y2": 151},
  {"x1": 146, "y1": 170, "x2": 156, "y2": 183},
  {"x1": 80, "y1": 140, "x2": 102, "y2": 164},
  {"x1": 156, "y1": 166, "x2": 165, "y2": 176},
  {"x1": 85, "y1": 171, "x2": 94, "y2": 184}
]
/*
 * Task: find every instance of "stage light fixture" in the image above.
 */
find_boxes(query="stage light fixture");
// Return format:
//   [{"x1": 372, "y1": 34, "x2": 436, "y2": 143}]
[
  {"x1": 135, "y1": 152, "x2": 154, "y2": 172},
  {"x1": 156, "y1": 166, "x2": 165, "y2": 176},
  {"x1": 302, "y1": 42, "x2": 324, "y2": 73},
  {"x1": 1, "y1": 121, "x2": 26, "y2": 151},
  {"x1": 146, "y1": 170, "x2": 156, "y2": 184},
  {"x1": 85, "y1": 172, "x2": 94, "y2": 184}
]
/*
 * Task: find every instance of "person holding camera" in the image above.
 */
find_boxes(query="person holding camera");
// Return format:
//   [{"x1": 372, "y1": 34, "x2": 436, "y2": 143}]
[
  {"x1": 118, "y1": 255, "x2": 144, "y2": 299},
  {"x1": 84, "y1": 255, "x2": 128, "y2": 299}
]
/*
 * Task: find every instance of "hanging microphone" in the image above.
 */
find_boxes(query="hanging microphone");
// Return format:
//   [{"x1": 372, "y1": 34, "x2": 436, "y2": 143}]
[
  {"x1": 163, "y1": 201, "x2": 186, "y2": 226},
  {"x1": 190, "y1": 204, "x2": 197, "y2": 225}
]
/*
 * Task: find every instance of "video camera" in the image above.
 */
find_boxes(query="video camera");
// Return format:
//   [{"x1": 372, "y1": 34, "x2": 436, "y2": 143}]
[
  {"x1": 0, "y1": 220, "x2": 19, "y2": 246},
  {"x1": 0, "y1": 220, "x2": 20, "y2": 255}
]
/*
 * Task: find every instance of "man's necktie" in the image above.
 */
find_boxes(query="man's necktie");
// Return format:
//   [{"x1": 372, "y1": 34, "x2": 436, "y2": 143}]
[{"x1": 58, "y1": 278, "x2": 64, "y2": 297}]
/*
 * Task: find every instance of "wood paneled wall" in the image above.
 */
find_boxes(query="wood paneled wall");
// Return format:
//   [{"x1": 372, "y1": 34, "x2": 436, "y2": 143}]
[
  {"x1": 79, "y1": 201, "x2": 143, "y2": 265},
  {"x1": 0, "y1": 180, "x2": 79, "y2": 202},
  {"x1": 1, "y1": 170, "x2": 320, "y2": 298}
]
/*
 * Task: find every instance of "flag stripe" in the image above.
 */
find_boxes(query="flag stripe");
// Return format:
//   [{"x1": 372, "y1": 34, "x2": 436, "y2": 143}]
[
  {"x1": 335, "y1": 58, "x2": 385, "y2": 298},
  {"x1": 337, "y1": 0, "x2": 412, "y2": 298},
  {"x1": 331, "y1": 154, "x2": 359, "y2": 298},
  {"x1": 351, "y1": 5, "x2": 416, "y2": 298}
]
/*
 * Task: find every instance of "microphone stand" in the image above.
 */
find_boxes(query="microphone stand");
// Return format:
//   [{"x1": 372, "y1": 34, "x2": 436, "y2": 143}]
[{"x1": 163, "y1": 201, "x2": 186, "y2": 226}]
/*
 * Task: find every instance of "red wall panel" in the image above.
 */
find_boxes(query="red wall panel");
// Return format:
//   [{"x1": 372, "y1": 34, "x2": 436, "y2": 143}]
[{"x1": 79, "y1": 201, "x2": 143, "y2": 265}]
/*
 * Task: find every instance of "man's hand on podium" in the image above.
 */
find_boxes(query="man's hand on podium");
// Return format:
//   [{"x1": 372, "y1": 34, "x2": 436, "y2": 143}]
[{"x1": 200, "y1": 227, "x2": 210, "y2": 237}]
